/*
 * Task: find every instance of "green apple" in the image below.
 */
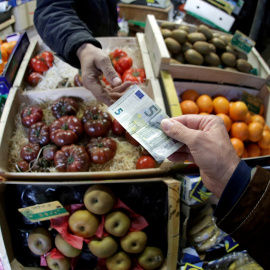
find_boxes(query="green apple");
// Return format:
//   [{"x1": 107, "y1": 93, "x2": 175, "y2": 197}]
[
  {"x1": 55, "y1": 233, "x2": 82, "y2": 258},
  {"x1": 68, "y1": 209, "x2": 100, "y2": 238},
  {"x1": 88, "y1": 235, "x2": 118, "y2": 258},
  {"x1": 83, "y1": 184, "x2": 116, "y2": 215},
  {"x1": 137, "y1": 247, "x2": 164, "y2": 270},
  {"x1": 106, "y1": 251, "x2": 132, "y2": 270},
  {"x1": 120, "y1": 231, "x2": 147, "y2": 253},
  {"x1": 104, "y1": 211, "x2": 131, "y2": 237},
  {"x1": 27, "y1": 227, "x2": 53, "y2": 255},
  {"x1": 46, "y1": 253, "x2": 71, "y2": 270}
]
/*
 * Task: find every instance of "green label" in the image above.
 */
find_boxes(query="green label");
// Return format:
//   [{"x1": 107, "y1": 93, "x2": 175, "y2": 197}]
[
  {"x1": 18, "y1": 201, "x2": 69, "y2": 222},
  {"x1": 241, "y1": 91, "x2": 262, "y2": 114},
  {"x1": 231, "y1": 30, "x2": 255, "y2": 54}
]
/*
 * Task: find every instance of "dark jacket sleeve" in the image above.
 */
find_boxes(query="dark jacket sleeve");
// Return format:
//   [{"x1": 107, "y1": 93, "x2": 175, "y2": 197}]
[
  {"x1": 34, "y1": 0, "x2": 102, "y2": 68},
  {"x1": 216, "y1": 166, "x2": 270, "y2": 269}
]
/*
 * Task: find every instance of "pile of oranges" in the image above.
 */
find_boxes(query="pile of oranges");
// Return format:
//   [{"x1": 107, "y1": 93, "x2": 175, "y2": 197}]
[
  {"x1": 0, "y1": 39, "x2": 17, "y2": 74},
  {"x1": 180, "y1": 89, "x2": 270, "y2": 158}
]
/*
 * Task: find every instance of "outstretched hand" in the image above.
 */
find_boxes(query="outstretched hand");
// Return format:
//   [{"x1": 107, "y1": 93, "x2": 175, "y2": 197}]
[
  {"x1": 161, "y1": 114, "x2": 240, "y2": 197},
  {"x1": 77, "y1": 43, "x2": 132, "y2": 105}
]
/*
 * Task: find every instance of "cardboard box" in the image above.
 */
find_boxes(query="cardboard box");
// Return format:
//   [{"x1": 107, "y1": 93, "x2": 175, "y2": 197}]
[
  {"x1": 159, "y1": 70, "x2": 270, "y2": 166},
  {"x1": 0, "y1": 179, "x2": 180, "y2": 270},
  {"x1": 144, "y1": 15, "x2": 270, "y2": 90},
  {"x1": 120, "y1": 0, "x2": 172, "y2": 9}
]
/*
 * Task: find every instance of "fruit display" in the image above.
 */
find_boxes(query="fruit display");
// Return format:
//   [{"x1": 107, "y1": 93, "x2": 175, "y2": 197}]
[
  {"x1": 160, "y1": 22, "x2": 254, "y2": 74},
  {"x1": 0, "y1": 39, "x2": 17, "y2": 74},
  {"x1": 178, "y1": 88, "x2": 269, "y2": 159},
  {"x1": 8, "y1": 95, "x2": 157, "y2": 173}
]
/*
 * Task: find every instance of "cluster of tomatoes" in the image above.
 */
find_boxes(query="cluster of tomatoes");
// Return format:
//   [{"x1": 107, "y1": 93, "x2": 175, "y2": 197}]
[
  {"x1": 27, "y1": 51, "x2": 54, "y2": 87},
  {"x1": 17, "y1": 97, "x2": 156, "y2": 173},
  {"x1": 103, "y1": 48, "x2": 146, "y2": 85}
]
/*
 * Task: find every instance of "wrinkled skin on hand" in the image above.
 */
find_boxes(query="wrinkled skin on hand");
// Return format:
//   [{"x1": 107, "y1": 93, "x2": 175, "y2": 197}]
[
  {"x1": 161, "y1": 114, "x2": 240, "y2": 198},
  {"x1": 76, "y1": 43, "x2": 132, "y2": 105}
]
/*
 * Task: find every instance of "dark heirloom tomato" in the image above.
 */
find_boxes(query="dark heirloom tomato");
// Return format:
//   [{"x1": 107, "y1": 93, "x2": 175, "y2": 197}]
[
  {"x1": 27, "y1": 72, "x2": 42, "y2": 87},
  {"x1": 50, "y1": 116, "x2": 83, "y2": 147},
  {"x1": 136, "y1": 156, "x2": 156, "y2": 169},
  {"x1": 42, "y1": 145, "x2": 58, "y2": 161},
  {"x1": 122, "y1": 68, "x2": 146, "y2": 84},
  {"x1": 32, "y1": 157, "x2": 52, "y2": 172},
  {"x1": 51, "y1": 97, "x2": 78, "y2": 119},
  {"x1": 29, "y1": 122, "x2": 50, "y2": 145},
  {"x1": 20, "y1": 143, "x2": 41, "y2": 162},
  {"x1": 112, "y1": 119, "x2": 125, "y2": 136},
  {"x1": 21, "y1": 106, "x2": 43, "y2": 128},
  {"x1": 54, "y1": 144, "x2": 90, "y2": 172},
  {"x1": 82, "y1": 106, "x2": 112, "y2": 137},
  {"x1": 17, "y1": 160, "x2": 29, "y2": 172},
  {"x1": 125, "y1": 131, "x2": 140, "y2": 146},
  {"x1": 86, "y1": 137, "x2": 117, "y2": 164}
]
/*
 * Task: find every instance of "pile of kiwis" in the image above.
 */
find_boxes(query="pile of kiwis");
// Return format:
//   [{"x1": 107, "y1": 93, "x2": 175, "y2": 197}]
[{"x1": 160, "y1": 21, "x2": 253, "y2": 74}]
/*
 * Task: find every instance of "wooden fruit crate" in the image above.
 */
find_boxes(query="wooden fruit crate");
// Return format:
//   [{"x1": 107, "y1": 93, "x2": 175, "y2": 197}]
[
  {"x1": 144, "y1": 15, "x2": 270, "y2": 90},
  {"x1": 0, "y1": 179, "x2": 180, "y2": 270}
]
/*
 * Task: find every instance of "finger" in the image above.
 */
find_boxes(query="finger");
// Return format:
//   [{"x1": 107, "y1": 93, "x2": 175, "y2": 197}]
[
  {"x1": 110, "y1": 81, "x2": 133, "y2": 93},
  {"x1": 167, "y1": 152, "x2": 189, "y2": 163}
]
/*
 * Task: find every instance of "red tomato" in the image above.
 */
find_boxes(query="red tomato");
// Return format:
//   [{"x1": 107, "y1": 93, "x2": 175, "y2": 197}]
[
  {"x1": 20, "y1": 143, "x2": 41, "y2": 162},
  {"x1": 51, "y1": 97, "x2": 78, "y2": 119},
  {"x1": 54, "y1": 144, "x2": 90, "y2": 172},
  {"x1": 42, "y1": 145, "x2": 58, "y2": 161},
  {"x1": 113, "y1": 59, "x2": 124, "y2": 74},
  {"x1": 17, "y1": 160, "x2": 29, "y2": 172},
  {"x1": 29, "y1": 122, "x2": 50, "y2": 145},
  {"x1": 125, "y1": 131, "x2": 140, "y2": 146},
  {"x1": 29, "y1": 57, "x2": 37, "y2": 70},
  {"x1": 117, "y1": 56, "x2": 132, "y2": 71},
  {"x1": 27, "y1": 72, "x2": 42, "y2": 87},
  {"x1": 41, "y1": 51, "x2": 54, "y2": 64},
  {"x1": 21, "y1": 106, "x2": 43, "y2": 128},
  {"x1": 136, "y1": 156, "x2": 156, "y2": 169},
  {"x1": 122, "y1": 68, "x2": 146, "y2": 84},
  {"x1": 50, "y1": 116, "x2": 83, "y2": 147},
  {"x1": 32, "y1": 59, "x2": 49, "y2": 73},
  {"x1": 112, "y1": 119, "x2": 125, "y2": 136},
  {"x1": 86, "y1": 137, "x2": 117, "y2": 164},
  {"x1": 82, "y1": 106, "x2": 112, "y2": 137},
  {"x1": 112, "y1": 49, "x2": 127, "y2": 60}
]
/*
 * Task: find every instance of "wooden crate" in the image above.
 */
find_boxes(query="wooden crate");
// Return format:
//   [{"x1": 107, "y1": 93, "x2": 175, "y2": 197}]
[
  {"x1": 159, "y1": 69, "x2": 270, "y2": 166},
  {"x1": 144, "y1": 15, "x2": 270, "y2": 90},
  {"x1": 0, "y1": 179, "x2": 180, "y2": 270}
]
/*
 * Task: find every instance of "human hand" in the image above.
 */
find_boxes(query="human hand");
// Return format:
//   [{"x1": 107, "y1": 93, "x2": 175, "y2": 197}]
[
  {"x1": 77, "y1": 43, "x2": 131, "y2": 105},
  {"x1": 161, "y1": 115, "x2": 240, "y2": 198}
]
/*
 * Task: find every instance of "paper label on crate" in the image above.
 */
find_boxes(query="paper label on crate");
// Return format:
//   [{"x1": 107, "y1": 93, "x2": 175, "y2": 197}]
[
  {"x1": 190, "y1": 177, "x2": 212, "y2": 203},
  {"x1": 18, "y1": 201, "x2": 69, "y2": 222},
  {"x1": 183, "y1": 263, "x2": 203, "y2": 270},
  {"x1": 231, "y1": 30, "x2": 255, "y2": 54},
  {"x1": 241, "y1": 91, "x2": 262, "y2": 114},
  {"x1": 224, "y1": 235, "x2": 239, "y2": 253},
  {"x1": 108, "y1": 84, "x2": 183, "y2": 163}
]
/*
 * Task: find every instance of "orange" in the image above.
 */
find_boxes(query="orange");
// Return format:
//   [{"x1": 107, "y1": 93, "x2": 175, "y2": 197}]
[
  {"x1": 250, "y1": 114, "x2": 265, "y2": 126},
  {"x1": 200, "y1": 112, "x2": 209, "y2": 115},
  {"x1": 181, "y1": 89, "x2": 199, "y2": 102},
  {"x1": 230, "y1": 122, "x2": 248, "y2": 141},
  {"x1": 180, "y1": 100, "x2": 199, "y2": 114},
  {"x1": 229, "y1": 101, "x2": 234, "y2": 109},
  {"x1": 229, "y1": 101, "x2": 248, "y2": 122},
  {"x1": 196, "y1": 94, "x2": 213, "y2": 114},
  {"x1": 248, "y1": 122, "x2": 263, "y2": 142},
  {"x1": 259, "y1": 103, "x2": 264, "y2": 116},
  {"x1": 258, "y1": 130, "x2": 270, "y2": 149},
  {"x1": 264, "y1": 125, "x2": 270, "y2": 132},
  {"x1": 244, "y1": 112, "x2": 252, "y2": 125},
  {"x1": 0, "y1": 62, "x2": 5, "y2": 73},
  {"x1": 246, "y1": 143, "x2": 261, "y2": 157},
  {"x1": 1, "y1": 48, "x2": 8, "y2": 62},
  {"x1": 217, "y1": 113, "x2": 232, "y2": 132},
  {"x1": 260, "y1": 147, "x2": 270, "y2": 156},
  {"x1": 242, "y1": 148, "x2": 248, "y2": 158},
  {"x1": 5, "y1": 41, "x2": 17, "y2": 55},
  {"x1": 230, "y1": 138, "x2": 244, "y2": 157},
  {"x1": 213, "y1": 96, "x2": 230, "y2": 115},
  {"x1": 1, "y1": 42, "x2": 9, "y2": 54}
]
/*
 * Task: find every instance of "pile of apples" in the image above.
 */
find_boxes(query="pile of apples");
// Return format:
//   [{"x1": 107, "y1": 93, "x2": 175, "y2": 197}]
[{"x1": 27, "y1": 184, "x2": 164, "y2": 270}]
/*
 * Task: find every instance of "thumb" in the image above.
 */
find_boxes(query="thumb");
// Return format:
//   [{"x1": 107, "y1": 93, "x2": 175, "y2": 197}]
[
  {"x1": 161, "y1": 119, "x2": 197, "y2": 146},
  {"x1": 100, "y1": 59, "x2": 122, "y2": 87}
]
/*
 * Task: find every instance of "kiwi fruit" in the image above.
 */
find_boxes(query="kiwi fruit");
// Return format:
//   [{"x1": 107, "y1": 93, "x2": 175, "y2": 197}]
[
  {"x1": 170, "y1": 58, "x2": 182, "y2": 64},
  {"x1": 174, "y1": 53, "x2": 185, "y2": 64},
  {"x1": 213, "y1": 33, "x2": 220, "y2": 38},
  {"x1": 204, "y1": 52, "x2": 221, "y2": 66},
  {"x1": 210, "y1": 37, "x2": 226, "y2": 50},
  {"x1": 171, "y1": 29, "x2": 188, "y2": 44},
  {"x1": 236, "y1": 51, "x2": 248, "y2": 60},
  {"x1": 219, "y1": 34, "x2": 231, "y2": 45},
  {"x1": 209, "y1": 43, "x2": 216, "y2": 53},
  {"x1": 236, "y1": 59, "x2": 252, "y2": 73},
  {"x1": 165, "y1": 37, "x2": 181, "y2": 54},
  {"x1": 225, "y1": 45, "x2": 236, "y2": 55},
  {"x1": 221, "y1": 52, "x2": 237, "y2": 67},
  {"x1": 182, "y1": 42, "x2": 193, "y2": 53},
  {"x1": 193, "y1": 41, "x2": 211, "y2": 55},
  {"x1": 160, "y1": 21, "x2": 176, "y2": 31},
  {"x1": 197, "y1": 24, "x2": 213, "y2": 40},
  {"x1": 185, "y1": 49, "x2": 204, "y2": 65},
  {"x1": 188, "y1": 32, "x2": 206, "y2": 43},
  {"x1": 161, "y1": 28, "x2": 172, "y2": 39},
  {"x1": 224, "y1": 67, "x2": 238, "y2": 72},
  {"x1": 178, "y1": 25, "x2": 189, "y2": 33}
]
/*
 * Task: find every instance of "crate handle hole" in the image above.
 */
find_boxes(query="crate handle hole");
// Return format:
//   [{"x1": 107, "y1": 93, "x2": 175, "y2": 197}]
[
  {"x1": 196, "y1": 5, "x2": 200, "y2": 8},
  {"x1": 219, "y1": 17, "x2": 223, "y2": 20}
]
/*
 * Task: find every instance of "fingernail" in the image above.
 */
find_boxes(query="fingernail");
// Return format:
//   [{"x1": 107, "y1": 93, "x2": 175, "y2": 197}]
[
  {"x1": 112, "y1": 76, "x2": 122, "y2": 86},
  {"x1": 161, "y1": 119, "x2": 173, "y2": 132}
]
